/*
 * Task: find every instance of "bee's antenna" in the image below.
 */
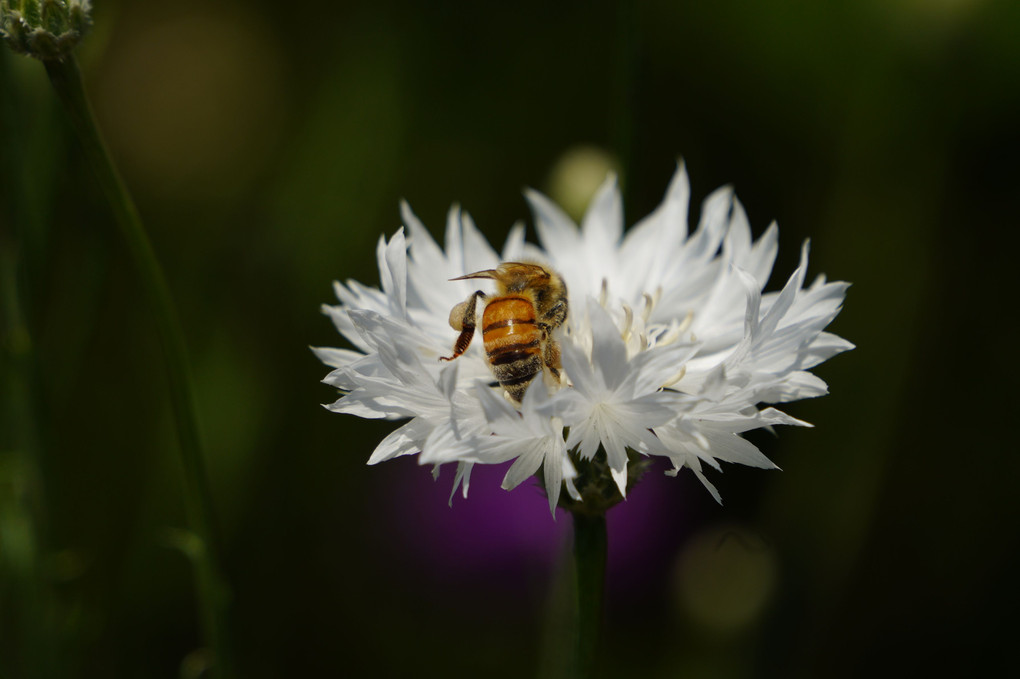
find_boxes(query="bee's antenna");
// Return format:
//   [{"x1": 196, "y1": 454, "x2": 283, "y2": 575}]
[{"x1": 449, "y1": 269, "x2": 498, "y2": 281}]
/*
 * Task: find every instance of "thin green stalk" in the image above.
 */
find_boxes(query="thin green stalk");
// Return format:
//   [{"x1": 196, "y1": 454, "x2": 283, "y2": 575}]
[
  {"x1": 42, "y1": 55, "x2": 232, "y2": 678},
  {"x1": 1, "y1": 244, "x2": 52, "y2": 679},
  {"x1": 572, "y1": 511, "x2": 607, "y2": 679}
]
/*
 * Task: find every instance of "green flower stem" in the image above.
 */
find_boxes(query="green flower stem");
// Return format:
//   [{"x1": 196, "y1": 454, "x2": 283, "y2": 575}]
[
  {"x1": 42, "y1": 55, "x2": 232, "y2": 677},
  {"x1": 572, "y1": 511, "x2": 607, "y2": 679}
]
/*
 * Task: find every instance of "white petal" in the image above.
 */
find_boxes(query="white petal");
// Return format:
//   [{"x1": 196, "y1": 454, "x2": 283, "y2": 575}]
[
  {"x1": 443, "y1": 205, "x2": 466, "y2": 272},
  {"x1": 721, "y1": 267, "x2": 763, "y2": 370},
  {"x1": 460, "y1": 210, "x2": 501, "y2": 271},
  {"x1": 612, "y1": 395, "x2": 680, "y2": 429},
  {"x1": 756, "y1": 371, "x2": 829, "y2": 403},
  {"x1": 311, "y1": 346, "x2": 364, "y2": 369},
  {"x1": 368, "y1": 418, "x2": 429, "y2": 464},
  {"x1": 629, "y1": 340, "x2": 698, "y2": 395},
  {"x1": 580, "y1": 174, "x2": 623, "y2": 254},
  {"x1": 560, "y1": 336, "x2": 599, "y2": 397},
  {"x1": 611, "y1": 464, "x2": 629, "y2": 498},
  {"x1": 686, "y1": 185, "x2": 732, "y2": 262},
  {"x1": 323, "y1": 392, "x2": 402, "y2": 419},
  {"x1": 566, "y1": 417, "x2": 602, "y2": 461},
  {"x1": 723, "y1": 197, "x2": 752, "y2": 263},
  {"x1": 501, "y1": 220, "x2": 527, "y2": 260},
  {"x1": 377, "y1": 229, "x2": 408, "y2": 319},
  {"x1": 542, "y1": 442, "x2": 567, "y2": 515},
  {"x1": 467, "y1": 435, "x2": 540, "y2": 464},
  {"x1": 421, "y1": 419, "x2": 476, "y2": 464},
  {"x1": 599, "y1": 413, "x2": 631, "y2": 495},
  {"x1": 502, "y1": 445, "x2": 544, "y2": 491},
  {"x1": 587, "y1": 301, "x2": 629, "y2": 389},
  {"x1": 798, "y1": 331, "x2": 855, "y2": 369},
  {"x1": 526, "y1": 188, "x2": 582, "y2": 264},
  {"x1": 401, "y1": 200, "x2": 445, "y2": 268},
  {"x1": 564, "y1": 475, "x2": 581, "y2": 501},
  {"x1": 691, "y1": 466, "x2": 723, "y2": 504},
  {"x1": 757, "y1": 407, "x2": 812, "y2": 429},
  {"x1": 702, "y1": 431, "x2": 779, "y2": 470},
  {"x1": 747, "y1": 221, "x2": 779, "y2": 288},
  {"x1": 755, "y1": 241, "x2": 809, "y2": 341},
  {"x1": 322, "y1": 302, "x2": 372, "y2": 353},
  {"x1": 620, "y1": 162, "x2": 690, "y2": 290},
  {"x1": 448, "y1": 461, "x2": 474, "y2": 505},
  {"x1": 437, "y1": 362, "x2": 459, "y2": 400}
]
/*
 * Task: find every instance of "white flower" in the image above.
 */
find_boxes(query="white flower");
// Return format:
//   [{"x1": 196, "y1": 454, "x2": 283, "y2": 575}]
[{"x1": 315, "y1": 163, "x2": 853, "y2": 513}]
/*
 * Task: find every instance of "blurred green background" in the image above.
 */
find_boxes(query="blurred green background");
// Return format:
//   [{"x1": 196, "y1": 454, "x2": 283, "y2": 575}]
[{"x1": 2, "y1": 0, "x2": 1018, "y2": 677}]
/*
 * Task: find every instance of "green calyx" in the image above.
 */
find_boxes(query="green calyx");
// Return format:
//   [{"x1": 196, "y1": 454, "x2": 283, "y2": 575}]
[
  {"x1": 557, "y1": 449, "x2": 654, "y2": 517},
  {"x1": 0, "y1": 0, "x2": 91, "y2": 60}
]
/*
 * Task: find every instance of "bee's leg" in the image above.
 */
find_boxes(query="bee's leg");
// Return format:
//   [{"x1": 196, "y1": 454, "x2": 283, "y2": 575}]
[
  {"x1": 543, "y1": 336, "x2": 562, "y2": 381},
  {"x1": 440, "y1": 291, "x2": 484, "y2": 361},
  {"x1": 545, "y1": 299, "x2": 568, "y2": 331}
]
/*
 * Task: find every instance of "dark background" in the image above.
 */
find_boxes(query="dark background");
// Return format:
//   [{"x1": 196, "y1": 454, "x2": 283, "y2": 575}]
[{"x1": 2, "y1": 0, "x2": 1018, "y2": 677}]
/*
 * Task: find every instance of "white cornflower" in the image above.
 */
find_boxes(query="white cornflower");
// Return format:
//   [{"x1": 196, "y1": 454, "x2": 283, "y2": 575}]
[{"x1": 315, "y1": 164, "x2": 852, "y2": 513}]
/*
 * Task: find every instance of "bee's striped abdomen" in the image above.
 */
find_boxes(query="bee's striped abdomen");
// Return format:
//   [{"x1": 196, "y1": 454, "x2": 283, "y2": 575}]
[{"x1": 482, "y1": 297, "x2": 543, "y2": 402}]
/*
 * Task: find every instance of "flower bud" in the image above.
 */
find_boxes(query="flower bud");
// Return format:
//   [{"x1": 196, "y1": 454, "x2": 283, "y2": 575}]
[{"x1": 0, "y1": 0, "x2": 91, "y2": 60}]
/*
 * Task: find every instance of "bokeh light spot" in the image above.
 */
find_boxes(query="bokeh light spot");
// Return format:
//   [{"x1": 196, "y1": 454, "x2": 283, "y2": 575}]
[
  {"x1": 545, "y1": 145, "x2": 620, "y2": 222},
  {"x1": 93, "y1": 7, "x2": 287, "y2": 202},
  {"x1": 673, "y1": 523, "x2": 778, "y2": 633}
]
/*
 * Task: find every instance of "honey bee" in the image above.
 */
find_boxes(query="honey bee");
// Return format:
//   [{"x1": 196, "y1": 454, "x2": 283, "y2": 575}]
[{"x1": 440, "y1": 262, "x2": 568, "y2": 402}]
